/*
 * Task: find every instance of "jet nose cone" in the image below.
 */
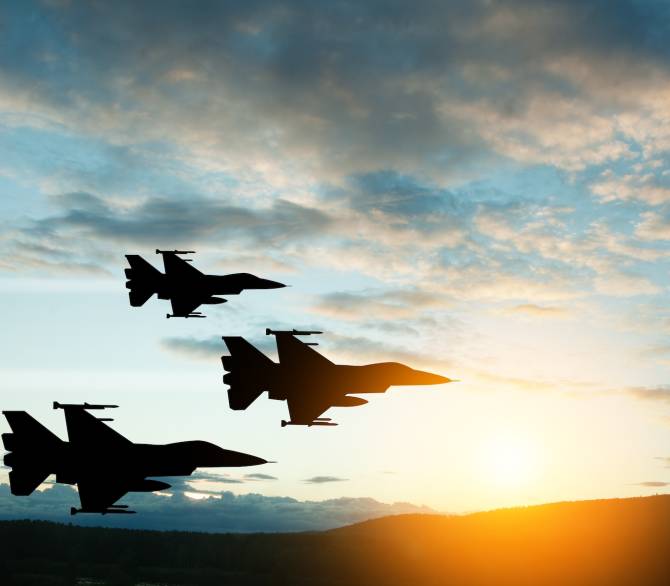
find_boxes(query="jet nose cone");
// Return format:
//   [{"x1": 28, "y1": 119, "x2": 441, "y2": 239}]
[
  {"x1": 258, "y1": 278, "x2": 286, "y2": 289},
  {"x1": 213, "y1": 448, "x2": 268, "y2": 467},
  {"x1": 191, "y1": 441, "x2": 269, "y2": 467},
  {"x1": 407, "y1": 369, "x2": 453, "y2": 386}
]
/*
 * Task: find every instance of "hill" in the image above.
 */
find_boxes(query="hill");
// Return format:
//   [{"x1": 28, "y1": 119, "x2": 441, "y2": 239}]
[{"x1": 1, "y1": 495, "x2": 669, "y2": 585}]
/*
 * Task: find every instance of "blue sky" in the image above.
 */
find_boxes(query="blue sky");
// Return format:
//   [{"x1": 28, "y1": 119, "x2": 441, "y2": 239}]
[{"x1": 2, "y1": 0, "x2": 670, "y2": 530}]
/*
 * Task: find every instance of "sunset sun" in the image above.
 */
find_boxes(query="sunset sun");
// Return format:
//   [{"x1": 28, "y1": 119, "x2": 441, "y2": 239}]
[{"x1": 481, "y1": 433, "x2": 537, "y2": 488}]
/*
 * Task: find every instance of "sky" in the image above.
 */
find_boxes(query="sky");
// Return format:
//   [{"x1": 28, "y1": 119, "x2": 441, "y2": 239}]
[{"x1": 2, "y1": 0, "x2": 670, "y2": 530}]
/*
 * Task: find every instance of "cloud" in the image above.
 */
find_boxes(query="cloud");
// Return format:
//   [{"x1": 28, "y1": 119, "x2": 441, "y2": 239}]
[
  {"x1": 303, "y1": 476, "x2": 348, "y2": 484},
  {"x1": 244, "y1": 473, "x2": 278, "y2": 481},
  {"x1": 636, "y1": 481, "x2": 669, "y2": 488},
  {"x1": 625, "y1": 386, "x2": 670, "y2": 403},
  {"x1": 0, "y1": 191, "x2": 337, "y2": 275},
  {"x1": 636, "y1": 211, "x2": 670, "y2": 241},
  {"x1": 40, "y1": 192, "x2": 334, "y2": 247},
  {"x1": 4, "y1": 0, "x2": 670, "y2": 188},
  {"x1": 591, "y1": 173, "x2": 670, "y2": 205},
  {"x1": 160, "y1": 336, "x2": 223, "y2": 360},
  {"x1": 505, "y1": 304, "x2": 569, "y2": 319},
  {"x1": 593, "y1": 271, "x2": 660, "y2": 297},
  {"x1": 0, "y1": 483, "x2": 431, "y2": 532},
  {"x1": 312, "y1": 288, "x2": 445, "y2": 321}
]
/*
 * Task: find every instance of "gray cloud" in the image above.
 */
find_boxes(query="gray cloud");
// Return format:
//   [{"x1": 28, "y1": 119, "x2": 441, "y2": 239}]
[
  {"x1": 4, "y1": 0, "x2": 670, "y2": 186},
  {"x1": 38, "y1": 192, "x2": 334, "y2": 247},
  {"x1": 2, "y1": 191, "x2": 335, "y2": 275},
  {"x1": 244, "y1": 473, "x2": 278, "y2": 481},
  {"x1": 160, "y1": 336, "x2": 224, "y2": 360},
  {"x1": 189, "y1": 471, "x2": 246, "y2": 484},
  {"x1": 303, "y1": 476, "x2": 348, "y2": 484},
  {"x1": 636, "y1": 481, "x2": 669, "y2": 487},
  {"x1": 313, "y1": 288, "x2": 445, "y2": 321},
  {"x1": 0, "y1": 483, "x2": 431, "y2": 532}
]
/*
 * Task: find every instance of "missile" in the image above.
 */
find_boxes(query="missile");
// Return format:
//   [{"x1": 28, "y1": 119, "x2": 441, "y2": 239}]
[
  {"x1": 53, "y1": 402, "x2": 118, "y2": 410},
  {"x1": 281, "y1": 420, "x2": 338, "y2": 427},
  {"x1": 266, "y1": 328, "x2": 323, "y2": 336},
  {"x1": 166, "y1": 312, "x2": 206, "y2": 319},
  {"x1": 155, "y1": 249, "x2": 195, "y2": 255},
  {"x1": 71, "y1": 507, "x2": 137, "y2": 516}
]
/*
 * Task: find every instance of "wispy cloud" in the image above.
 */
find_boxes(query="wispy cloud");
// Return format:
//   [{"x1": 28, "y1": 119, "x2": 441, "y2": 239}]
[
  {"x1": 303, "y1": 476, "x2": 348, "y2": 484},
  {"x1": 504, "y1": 304, "x2": 570, "y2": 319},
  {"x1": 244, "y1": 473, "x2": 278, "y2": 481}
]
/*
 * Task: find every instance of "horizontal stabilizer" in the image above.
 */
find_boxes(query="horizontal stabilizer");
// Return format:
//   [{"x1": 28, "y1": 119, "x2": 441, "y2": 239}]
[
  {"x1": 222, "y1": 337, "x2": 275, "y2": 410},
  {"x1": 2, "y1": 411, "x2": 62, "y2": 496},
  {"x1": 125, "y1": 255, "x2": 162, "y2": 306},
  {"x1": 8, "y1": 468, "x2": 51, "y2": 496}
]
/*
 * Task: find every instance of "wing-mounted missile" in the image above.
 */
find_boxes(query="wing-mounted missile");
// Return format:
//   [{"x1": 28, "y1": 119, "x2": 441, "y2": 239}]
[
  {"x1": 266, "y1": 328, "x2": 323, "y2": 346},
  {"x1": 155, "y1": 249, "x2": 195, "y2": 262},
  {"x1": 155, "y1": 249, "x2": 195, "y2": 255},
  {"x1": 71, "y1": 505, "x2": 136, "y2": 516},
  {"x1": 53, "y1": 401, "x2": 118, "y2": 422},
  {"x1": 280, "y1": 418, "x2": 338, "y2": 427},
  {"x1": 266, "y1": 328, "x2": 323, "y2": 337},
  {"x1": 166, "y1": 312, "x2": 206, "y2": 319},
  {"x1": 53, "y1": 402, "x2": 118, "y2": 410},
  {"x1": 265, "y1": 328, "x2": 323, "y2": 336}
]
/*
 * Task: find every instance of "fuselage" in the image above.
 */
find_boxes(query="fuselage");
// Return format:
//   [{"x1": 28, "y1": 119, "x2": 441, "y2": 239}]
[
  {"x1": 266, "y1": 362, "x2": 450, "y2": 402},
  {"x1": 36, "y1": 440, "x2": 265, "y2": 488},
  {"x1": 156, "y1": 273, "x2": 284, "y2": 301}
]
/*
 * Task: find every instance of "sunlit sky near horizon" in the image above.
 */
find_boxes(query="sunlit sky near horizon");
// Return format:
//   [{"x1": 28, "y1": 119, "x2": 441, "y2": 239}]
[{"x1": 3, "y1": 0, "x2": 670, "y2": 520}]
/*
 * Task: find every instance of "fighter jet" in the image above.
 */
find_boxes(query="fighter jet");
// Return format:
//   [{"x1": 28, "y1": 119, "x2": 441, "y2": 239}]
[
  {"x1": 222, "y1": 329, "x2": 453, "y2": 427},
  {"x1": 124, "y1": 249, "x2": 286, "y2": 318},
  {"x1": 1, "y1": 402, "x2": 269, "y2": 515}
]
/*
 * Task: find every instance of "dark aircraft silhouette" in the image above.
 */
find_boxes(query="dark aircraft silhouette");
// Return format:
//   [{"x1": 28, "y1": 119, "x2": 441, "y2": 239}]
[
  {"x1": 1, "y1": 402, "x2": 269, "y2": 515},
  {"x1": 124, "y1": 249, "x2": 286, "y2": 318},
  {"x1": 222, "y1": 329, "x2": 453, "y2": 427}
]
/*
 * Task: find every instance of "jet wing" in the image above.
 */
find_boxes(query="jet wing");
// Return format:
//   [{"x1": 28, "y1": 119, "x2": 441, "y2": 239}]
[
  {"x1": 7, "y1": 468, "x2": 51, "y2": 496},
  {"x1": 62, "y1": 408, "x2": 132, "y2": 448},
  {"x1": 169, "y1": 293, "x2": 206, "y2": 317},
  {"x1": 77, "y1": 475, "x2": 133, "y2": 512},
  {"x1": 275, "y1": 334, "x2": 334, "y2": 371},
  {"x1": 286, "y1": 394, "x2": 334, "y2": 425},
  {"x1": 161, "y1": 252, "x2": 203, "y2": 279}
]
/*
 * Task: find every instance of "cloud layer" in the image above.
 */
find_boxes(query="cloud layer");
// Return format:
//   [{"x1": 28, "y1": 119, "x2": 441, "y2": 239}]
[{"x1": 0, "y1": 483, "x2": 432, "y2": 533}]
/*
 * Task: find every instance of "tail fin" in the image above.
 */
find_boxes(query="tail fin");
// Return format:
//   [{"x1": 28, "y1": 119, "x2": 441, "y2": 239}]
[
  {"x1": 2, "y1": 411, "x2": 63, "y2": 496},
  {"x1": 222, "y1": 337, "x2": 275, "y2": 410},
  {"x1": 124, "y1": 255, "x2": 162, "y2": 307}
]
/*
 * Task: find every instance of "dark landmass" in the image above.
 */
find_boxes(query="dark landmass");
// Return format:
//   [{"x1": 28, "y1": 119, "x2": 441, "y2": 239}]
[{"x1": 1, "y1": 495, "x2": 670, "y2": 585}]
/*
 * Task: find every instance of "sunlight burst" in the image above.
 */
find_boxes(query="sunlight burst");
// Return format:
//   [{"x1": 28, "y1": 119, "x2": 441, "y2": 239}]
[{"x1": 481, "y1": 433, "x2": 537, "y2": 488}]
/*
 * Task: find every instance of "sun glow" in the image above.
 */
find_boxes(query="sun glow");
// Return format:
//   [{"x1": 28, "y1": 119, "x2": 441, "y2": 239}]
[{"x1": 480, "y1": 433, "x2": 537, "y2": 488}]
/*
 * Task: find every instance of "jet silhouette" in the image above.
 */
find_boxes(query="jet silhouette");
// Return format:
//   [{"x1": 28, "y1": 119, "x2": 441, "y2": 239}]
[
  {"x1": 2, "y1": 402, "x2": 269, "y2": 515},
  {"x1": 125, "y1": 249, "x2": 286, "y2": 318},
  {"x1": 222, "y1": 329, "x2": 453, "y2": 427}
]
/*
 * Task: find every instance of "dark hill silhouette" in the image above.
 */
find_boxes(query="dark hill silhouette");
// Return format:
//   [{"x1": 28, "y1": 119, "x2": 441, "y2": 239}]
[{"x1": 1, "y1": 495, "x2": 669, "y2": 585}]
